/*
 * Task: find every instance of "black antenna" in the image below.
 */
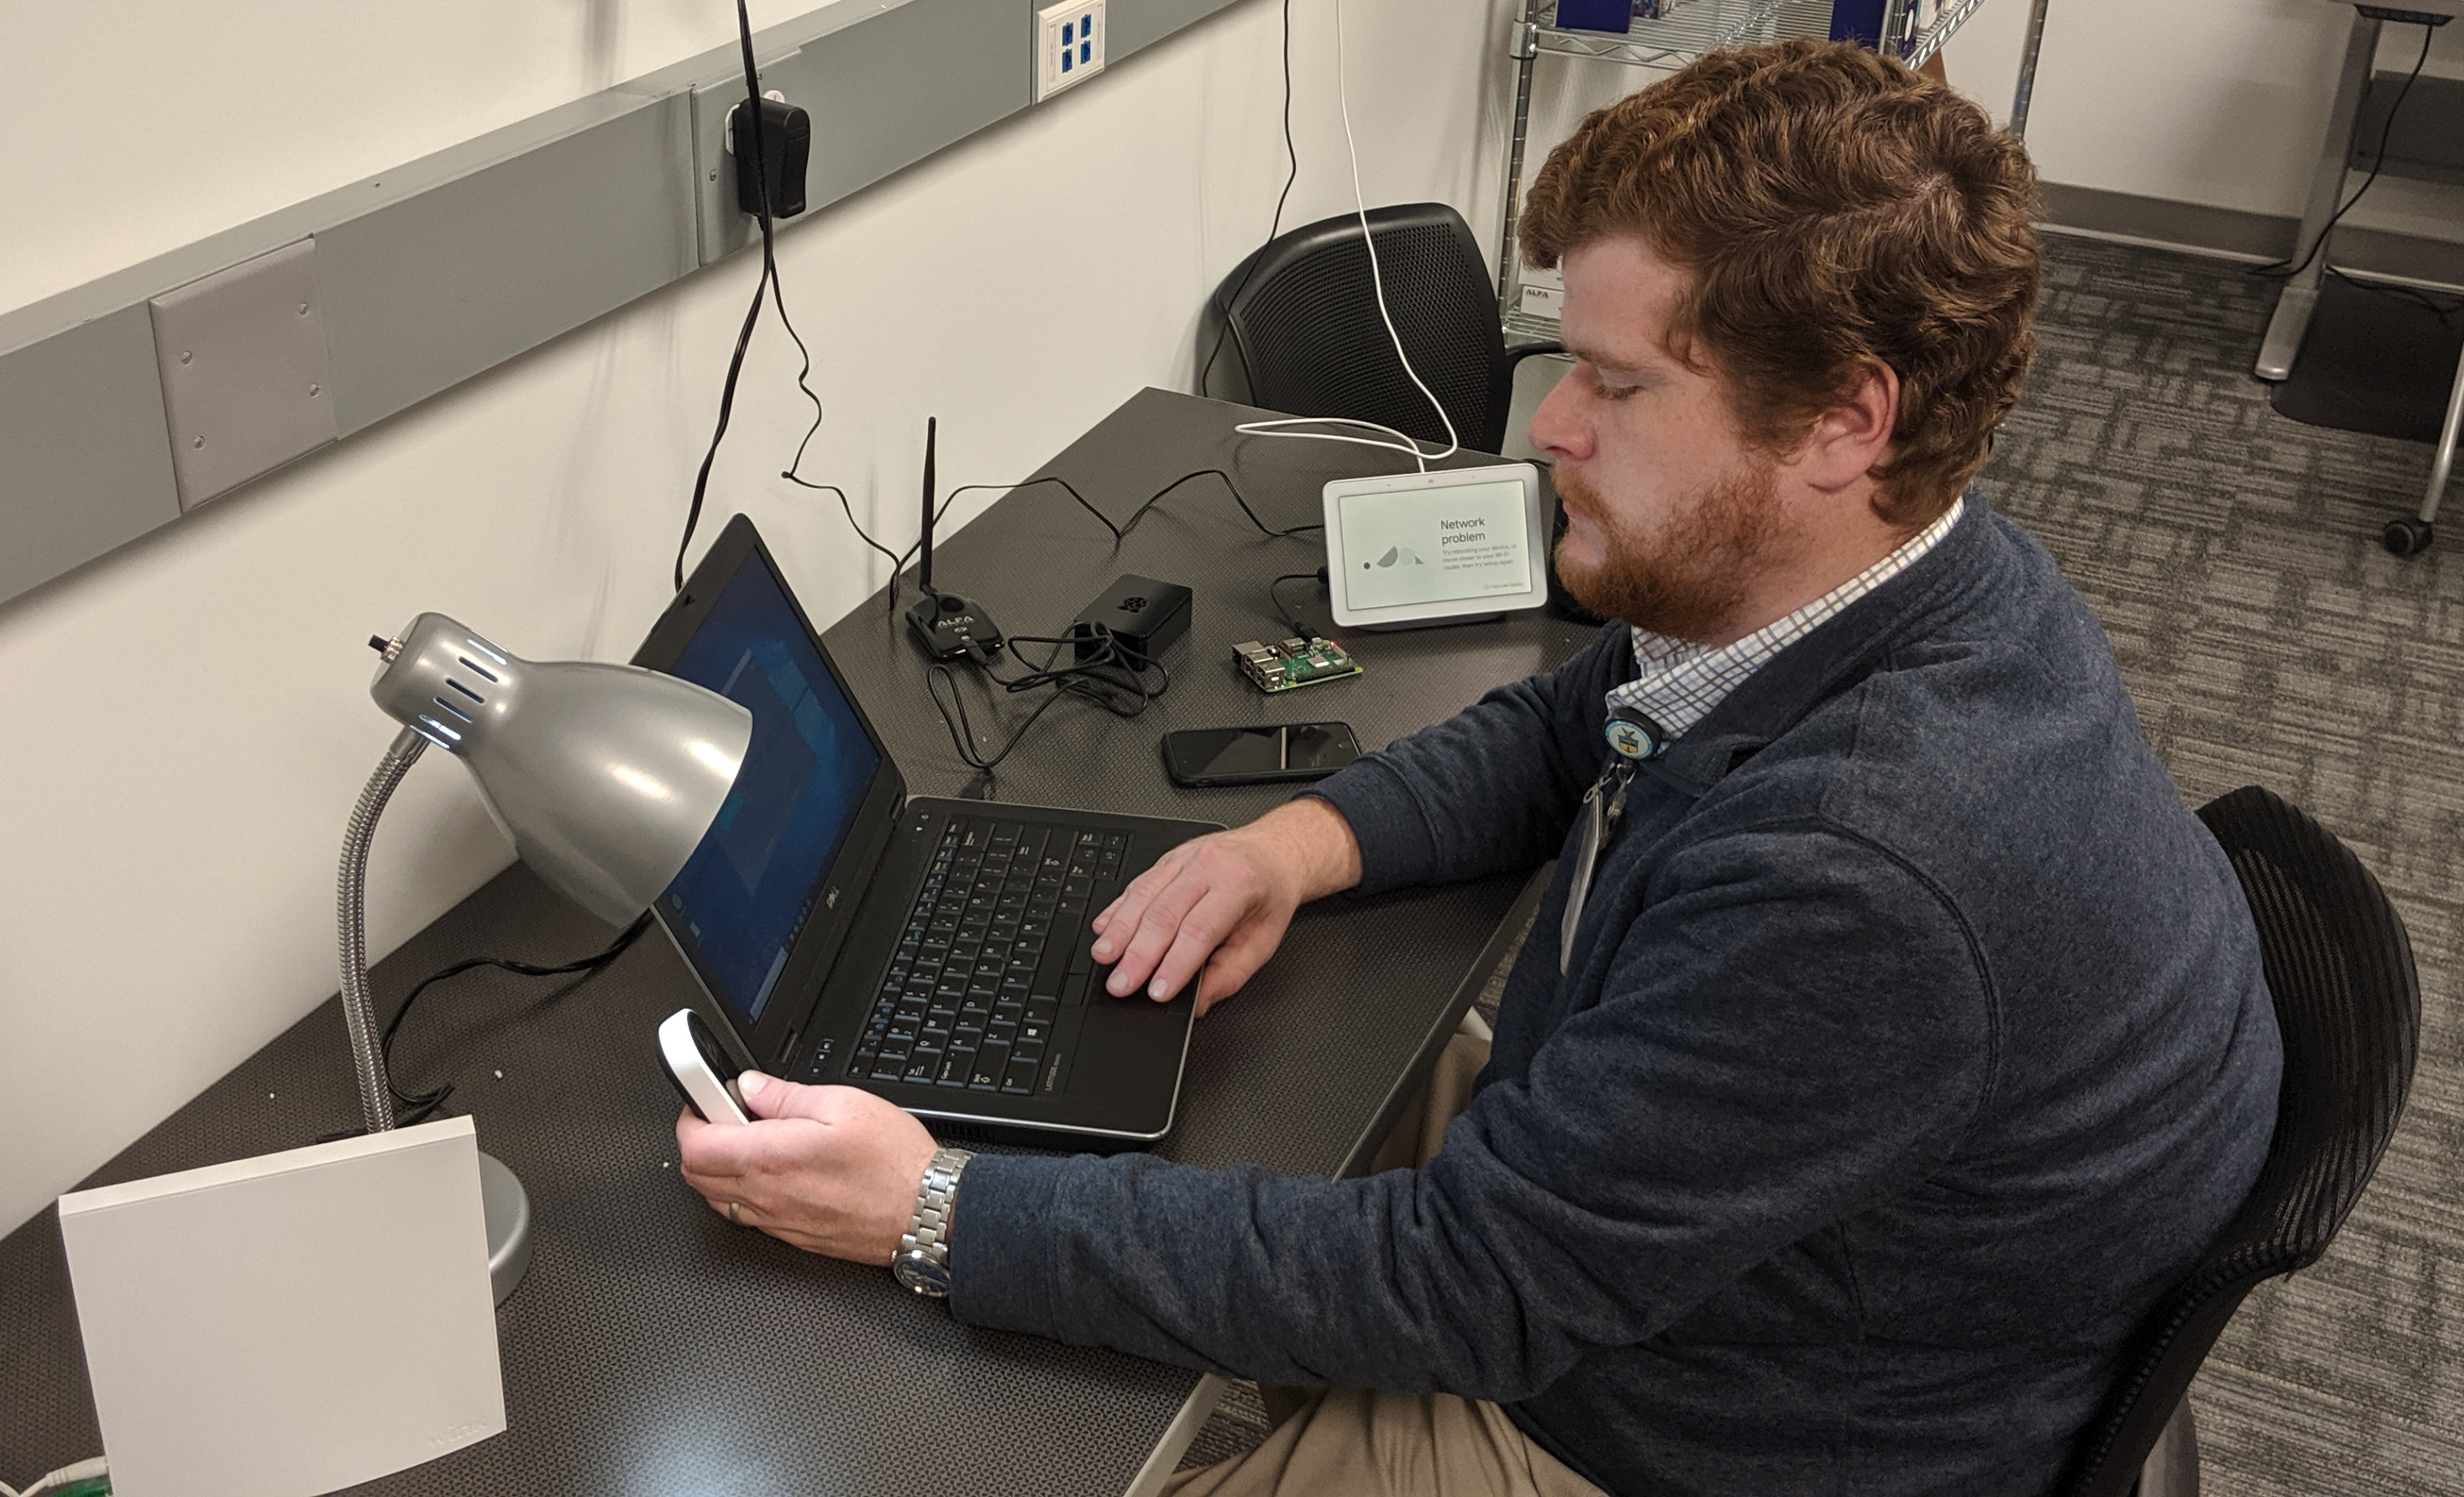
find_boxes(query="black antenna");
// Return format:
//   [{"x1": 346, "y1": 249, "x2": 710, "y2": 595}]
[
  {"x1": 918, "y1": 415, "x2": 938, "y2": 596},
  {"x1": 902, "y1": 412, "x2": 1001, "y2": 662}
]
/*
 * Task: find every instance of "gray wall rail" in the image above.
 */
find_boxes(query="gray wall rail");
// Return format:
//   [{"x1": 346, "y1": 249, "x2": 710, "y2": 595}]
[{"x1": 0, "y1": 0, "x2": 1244, "y2": 607}]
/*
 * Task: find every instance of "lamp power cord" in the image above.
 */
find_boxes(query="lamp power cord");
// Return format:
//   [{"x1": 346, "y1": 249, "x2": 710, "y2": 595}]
[
  {"x1": 380, "y1": 912, "x2": 653, "y2": 1128},
  {"x1": 334, "y1": 721, "x2": 653, "y2": 1132}
]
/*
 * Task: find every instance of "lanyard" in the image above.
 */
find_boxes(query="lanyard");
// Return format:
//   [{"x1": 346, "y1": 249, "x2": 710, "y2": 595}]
[{"x1": 1560, "y1": 762, "x2": 1635, "y2": 974}]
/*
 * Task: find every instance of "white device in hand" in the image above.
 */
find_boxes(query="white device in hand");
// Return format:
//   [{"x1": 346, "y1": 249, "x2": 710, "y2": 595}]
[
  {"x1": 658, "y1": 1008, "x2": 752, "y2": 1125},
  {"x1": 1319, "y1": 461, "x2": 1549, "y2": 629}
]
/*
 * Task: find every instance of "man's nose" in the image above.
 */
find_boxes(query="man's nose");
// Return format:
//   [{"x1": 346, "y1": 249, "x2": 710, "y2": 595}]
[{"x1": 1527, "y1": 366, "x2": 1589, "y2": 464}]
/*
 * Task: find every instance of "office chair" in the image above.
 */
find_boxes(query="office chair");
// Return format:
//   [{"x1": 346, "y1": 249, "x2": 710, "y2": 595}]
[
  {"x1": 2057, "y1": 785, "x2": 2420, "y2": 1497},
  {"x1": 1198, "y1": 202, "x2": 1601, "y2": 621},
  {"x1": 1198, "y1": 202, "x2": 1563, "y2": 454}
]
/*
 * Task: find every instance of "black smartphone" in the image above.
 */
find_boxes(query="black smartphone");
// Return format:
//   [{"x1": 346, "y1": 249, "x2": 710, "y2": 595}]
[{"x1": 1161, "y1": 722, "x2": 1361, "y2": 787}]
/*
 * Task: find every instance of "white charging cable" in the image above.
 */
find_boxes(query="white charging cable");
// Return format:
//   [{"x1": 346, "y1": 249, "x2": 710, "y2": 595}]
[
  {"x1": 1235, "y1": 414, "x2": 1439, "y2": 470},
  {"x1": 1231, "y1": 0, "x2": 1461, "y2": 474},
  {"x1": 0, "y1": 1457, "x2": 109, "y2": 1497}
]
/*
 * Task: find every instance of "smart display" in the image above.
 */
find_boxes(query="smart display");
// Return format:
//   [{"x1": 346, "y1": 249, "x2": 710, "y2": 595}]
[{"x1": 1320, "y1": 462, "x2": 1549, "y2": 629}]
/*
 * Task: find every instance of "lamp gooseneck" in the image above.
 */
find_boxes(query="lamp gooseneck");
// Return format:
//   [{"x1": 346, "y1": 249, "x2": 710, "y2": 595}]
[
  {"x1": 337, "y1": 725, "x2": 427, "y2": 1135},
  {"x1": 338, "y1": 615, "x2": 746, "y2": 1305}
]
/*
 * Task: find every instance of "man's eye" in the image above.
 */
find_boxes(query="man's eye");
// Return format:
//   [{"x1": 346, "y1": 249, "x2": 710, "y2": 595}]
[{"x1": 1596, "y1": 379, "x2": 1642, "y2": 402}]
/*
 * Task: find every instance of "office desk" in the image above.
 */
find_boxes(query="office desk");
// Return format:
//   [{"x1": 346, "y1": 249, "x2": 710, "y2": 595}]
[{"x1": 0, "y1": 388, "x2": 1593, "y2": 1495}]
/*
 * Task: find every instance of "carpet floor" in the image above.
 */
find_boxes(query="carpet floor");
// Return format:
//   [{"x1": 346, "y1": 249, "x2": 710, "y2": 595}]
[{"x1": 1178, "y1": 232, "x2": 2464, "y2": 1492}]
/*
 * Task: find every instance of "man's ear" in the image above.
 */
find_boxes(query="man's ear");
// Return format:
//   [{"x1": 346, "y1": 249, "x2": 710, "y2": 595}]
[{"x1": 1794, "y1": 359, "x2": 1900, "y2": 494}]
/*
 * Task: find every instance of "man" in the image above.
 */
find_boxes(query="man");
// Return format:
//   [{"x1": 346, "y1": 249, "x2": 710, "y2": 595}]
[{"x1": 678, "y1": 40, "x2": 2282, "y2": 1496}]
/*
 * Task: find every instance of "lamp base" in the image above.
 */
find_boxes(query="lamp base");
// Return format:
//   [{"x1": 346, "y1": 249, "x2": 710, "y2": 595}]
[{"x1": 477, "y1": 1151, "x2": 532, "y2": 1305}]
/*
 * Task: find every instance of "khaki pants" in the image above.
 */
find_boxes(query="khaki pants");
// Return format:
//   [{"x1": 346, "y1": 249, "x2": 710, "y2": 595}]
[{"x1": 1164, "y1": 1032, "x2": 1607, "y2": 1497}]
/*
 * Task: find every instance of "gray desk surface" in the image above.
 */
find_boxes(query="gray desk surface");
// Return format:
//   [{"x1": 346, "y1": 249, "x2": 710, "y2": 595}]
[{"x1": 0, "y1": 387, "x2": 1591, "y2": 1494}]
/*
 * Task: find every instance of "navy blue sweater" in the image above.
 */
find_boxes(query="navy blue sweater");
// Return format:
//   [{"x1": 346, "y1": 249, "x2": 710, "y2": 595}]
[{"x1": 949, "y1": 501, "x2": 2281, "y2": 1495}]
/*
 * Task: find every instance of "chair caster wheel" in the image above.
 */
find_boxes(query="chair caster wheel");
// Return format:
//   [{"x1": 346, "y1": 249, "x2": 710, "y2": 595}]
[{"x1": 2383, "y1": 518, "x2": 2433, "y2": 556}]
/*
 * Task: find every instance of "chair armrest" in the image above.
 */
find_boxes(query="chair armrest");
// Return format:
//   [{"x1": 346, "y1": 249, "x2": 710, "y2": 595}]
[
  {"x1": 2136, "y1": 1400, "x2": 2201, "y2": 1497},
  {"x1": 1504, "y1": 340, "x2": 1566, "y2": 370}
]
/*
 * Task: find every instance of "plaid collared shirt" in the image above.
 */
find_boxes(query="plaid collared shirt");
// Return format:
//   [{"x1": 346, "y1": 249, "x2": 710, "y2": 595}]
[{"x1": 1603, "y1": 496, "x2": 1963, "y2": 738}]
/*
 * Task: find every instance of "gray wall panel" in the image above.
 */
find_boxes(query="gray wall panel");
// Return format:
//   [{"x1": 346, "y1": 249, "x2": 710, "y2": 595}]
[
  {"x1": 321, "y1": 92, "x2": 698, "y2": 434},
  {"x1": 0, "y1": 306, "x2": 180, "y2": 601},
  {"x1": 1109, "y1": 0, "x2": 1248, "y2": 65},
  {"x1": 0, "y1": 208, "x2": 328, "y2": 370},
  {"x1": 0, "y1": 0, "x2": 1256, "y2": 607}
]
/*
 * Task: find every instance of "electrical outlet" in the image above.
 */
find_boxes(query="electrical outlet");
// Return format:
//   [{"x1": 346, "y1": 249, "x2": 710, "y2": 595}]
[{"x1": 1035, "y1": 0, "x2": 1105, "y2": 102}]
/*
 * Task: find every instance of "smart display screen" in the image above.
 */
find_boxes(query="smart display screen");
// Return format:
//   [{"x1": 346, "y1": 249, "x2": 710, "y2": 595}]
[{"x1": 1335, "y1": 478, "x2": 1534, "y2": 614}]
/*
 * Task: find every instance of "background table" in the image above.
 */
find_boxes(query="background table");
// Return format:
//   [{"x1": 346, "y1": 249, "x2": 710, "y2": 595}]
[{"x1": 0, "y1": 387, "x2": 1593, "y2": 1495}]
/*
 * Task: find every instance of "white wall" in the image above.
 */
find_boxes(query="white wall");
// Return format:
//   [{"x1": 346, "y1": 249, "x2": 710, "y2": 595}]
[
  {"x1": 0, "y1": 0, "x2": 1517, "y2": 1236},
  {"x1": 1942, "y1": 0, "x2": 2464, "y2": 219},
  {"x1": 10, "y1": 0, "x2": 2425, "y2": 1240}
]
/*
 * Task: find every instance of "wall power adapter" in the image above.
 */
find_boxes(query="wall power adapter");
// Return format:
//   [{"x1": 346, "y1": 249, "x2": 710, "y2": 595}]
[
  {"x1": 1072, "y1": 575, "x2": 1191, "y2": 668},
  {"x1": 729, "y1": 94, "x2": 810, "y2": 218}
]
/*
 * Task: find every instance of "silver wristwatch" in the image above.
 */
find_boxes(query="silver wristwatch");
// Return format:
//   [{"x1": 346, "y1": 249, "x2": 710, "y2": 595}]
[{"x1": 892, "y1": 1146, "x2": 973, "y2": 1298}]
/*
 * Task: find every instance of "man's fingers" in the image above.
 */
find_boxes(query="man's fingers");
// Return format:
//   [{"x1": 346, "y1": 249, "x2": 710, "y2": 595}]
[
  {"x1": 1100, "y1": 864, "x2": 1221, "y2": 992},
  {"x1": 1134, "y1": 886, "x2": 1257, "y2": 1001},
  {"x1": 1188, "y1": 917, "x2": 1286, "y2": 1015},
  {"x1": 677, "y1": 1085, "x2": 835, "y2": 1184},
  {"x1": 737, "y1": 1071, "x2": 859, "y2": 1125},
  {"x1": 1092, "y1": 846, "x2": 1187, "y2": 941},
  {"x1": 677, "y1": 1106, "x2": 750, "y2": 1179},
  {"x1": 1187, "y1": 911, "x2": 1289, "y2": 1013},
  {"x1": 1090, "y1": 850, "x2": 1194, "y2": 964},
  {"x1": 1089, "y1": 857, "x2": 1158, "y2": 936},
  {"x1": 705, "y1": 1189, "x2": 813, "y2": 1247},
  {"x1": 736, "y1": 1070, "x2": 783, "y2": 1119}
]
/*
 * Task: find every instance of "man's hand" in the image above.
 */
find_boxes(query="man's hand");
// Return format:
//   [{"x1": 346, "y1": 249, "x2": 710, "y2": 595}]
[
  {"x1": 1089, "y1": 797, "x2": 1362, "y2": 1015},
  {"x1": 675, "y1": 1074, "x2": 938, "y2": 1263}
]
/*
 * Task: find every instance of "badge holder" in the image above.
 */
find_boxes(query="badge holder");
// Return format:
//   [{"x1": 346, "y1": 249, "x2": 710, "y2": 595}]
[{"x1": 1561, "y1": 706, "x2": 1675, "y2": 974}]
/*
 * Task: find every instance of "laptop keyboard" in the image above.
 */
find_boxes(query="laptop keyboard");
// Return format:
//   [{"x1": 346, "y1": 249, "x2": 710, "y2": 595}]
[{"x1": 846, "y1": 817, "x2": 1130, "y2": 1094}]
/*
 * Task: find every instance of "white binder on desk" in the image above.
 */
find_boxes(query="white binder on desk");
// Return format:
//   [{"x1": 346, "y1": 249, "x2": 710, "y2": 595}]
[{"x1": 55, "y1": 1116, "x2": 505, "y2": 1497}]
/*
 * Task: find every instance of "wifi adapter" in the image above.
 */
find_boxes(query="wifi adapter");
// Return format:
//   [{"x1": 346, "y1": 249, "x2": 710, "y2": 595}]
[{"x1": 904, "y1": 416, "x2": 1004, "y2": 663}]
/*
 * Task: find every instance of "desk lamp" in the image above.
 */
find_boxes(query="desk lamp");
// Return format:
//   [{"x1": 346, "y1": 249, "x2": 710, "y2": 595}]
[{"x1": 342, "y1": 612, "x2": 751, "y2": 1301}]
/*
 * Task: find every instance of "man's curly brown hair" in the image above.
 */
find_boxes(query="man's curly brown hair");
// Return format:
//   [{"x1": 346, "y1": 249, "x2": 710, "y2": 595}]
[{"x1": 1519, "y1": 40, "x2": 2040, "y2": 527}]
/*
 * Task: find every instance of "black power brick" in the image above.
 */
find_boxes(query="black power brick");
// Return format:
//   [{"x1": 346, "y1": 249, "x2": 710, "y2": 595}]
[
  {"x1": 1071, "y1": 575, "x2": 1192, "y2": 669},
  {"x1": 732, "y1": 96, "x2": 810, "y2": 218}
]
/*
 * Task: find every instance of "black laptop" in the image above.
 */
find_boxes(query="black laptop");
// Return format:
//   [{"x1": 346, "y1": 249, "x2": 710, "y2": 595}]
[{"x1": 632, "y1": 513, "x2": 1220, "y2": 1148}]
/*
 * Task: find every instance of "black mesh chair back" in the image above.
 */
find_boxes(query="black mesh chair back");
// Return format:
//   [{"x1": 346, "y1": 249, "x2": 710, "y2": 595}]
[
  {"x1": 1200, "y1": 203, "x2": 1515, "y2": 452},
  {"x1": 2057, "y1": 785, "x2": 2420, "y2": 1497}
]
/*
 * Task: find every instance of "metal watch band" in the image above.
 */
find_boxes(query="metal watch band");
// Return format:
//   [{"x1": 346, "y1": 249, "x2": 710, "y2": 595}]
[{"x1": 894, "y1": 1146, "x2": 973, "y2": 1298}]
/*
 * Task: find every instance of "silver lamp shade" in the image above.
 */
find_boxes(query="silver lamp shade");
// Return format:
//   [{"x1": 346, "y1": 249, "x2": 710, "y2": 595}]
[{"x1": 369, "y1": 612, "x2": 752, "y2": 925}]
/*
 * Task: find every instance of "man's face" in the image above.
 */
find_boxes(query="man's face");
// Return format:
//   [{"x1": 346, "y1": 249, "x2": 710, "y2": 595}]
[{"x1": 1528, "y1": 236, "x2": 1785, "y2": 643}]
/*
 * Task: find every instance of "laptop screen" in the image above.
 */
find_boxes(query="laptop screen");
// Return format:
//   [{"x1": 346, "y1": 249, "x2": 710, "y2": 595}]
[{"x1": 657, "y1": 549, "x2": 883, "y2": 1029}]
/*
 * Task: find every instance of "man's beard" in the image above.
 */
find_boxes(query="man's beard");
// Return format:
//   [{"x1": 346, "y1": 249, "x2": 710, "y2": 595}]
[{"x1": 1553, "y1": 460, "x2": 1781, "y2": 641}]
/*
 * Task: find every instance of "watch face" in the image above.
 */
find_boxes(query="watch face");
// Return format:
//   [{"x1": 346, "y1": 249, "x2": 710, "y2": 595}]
[{"x1": 894, "y1": 1248, "x2": 952, "y2": 1298}]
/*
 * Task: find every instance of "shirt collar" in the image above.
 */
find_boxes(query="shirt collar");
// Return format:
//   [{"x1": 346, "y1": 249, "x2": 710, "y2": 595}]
[{"x1": 1604, "y1": 496, "x2": 1965, "y2": 738}]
